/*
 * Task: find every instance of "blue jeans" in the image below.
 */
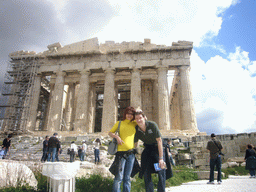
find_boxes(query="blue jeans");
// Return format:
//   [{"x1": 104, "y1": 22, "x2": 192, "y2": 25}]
[
  {"x1": 144, "y1": 167, "x2": 166, "y2": 192},
  {"x1": 94, "y1": 149, "x2": 100, "y2": 163},
  {"x1": 4, "y1": 148, "x2": 9, "y2": 156},
  {"x1": 209, "y1": 156, "x2": 222, "y2": 182},
  {"x1": 80, "y1": 152, "x2": 85, "y2": 161},
  {"x1": 47, "y1": 148, "x2": 57, "y2": 162},
  {"x1": 113, "y1": 153, "x2": 135, "y2": 192}
]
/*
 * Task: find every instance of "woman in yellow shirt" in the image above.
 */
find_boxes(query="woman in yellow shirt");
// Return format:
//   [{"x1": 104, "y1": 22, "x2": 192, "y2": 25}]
[{"x1": 109, "y1": 106, "x2": 137, "y2": 192}]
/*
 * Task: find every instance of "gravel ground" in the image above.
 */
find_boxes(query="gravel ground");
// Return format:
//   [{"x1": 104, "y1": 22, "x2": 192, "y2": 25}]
[{"x1": 166, "y1": 176, "x2": 256, "y2": 192}]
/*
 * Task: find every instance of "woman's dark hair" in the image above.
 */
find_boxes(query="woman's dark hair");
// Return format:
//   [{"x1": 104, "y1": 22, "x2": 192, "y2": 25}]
[
  {"x1": 247, "y1": 144, "x2": 253, "y2": 149},
  {"x1": 123, "y1": 106, "x2": 135, "y2": 121},
  {"x1": 96, "y1": 138, "x2": 101, "y2": 145}
]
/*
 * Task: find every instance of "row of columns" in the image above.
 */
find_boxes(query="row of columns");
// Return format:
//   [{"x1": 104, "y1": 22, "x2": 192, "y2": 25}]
[{"x1": 27, "y1": 65, "x2": 196, "y2": 133}]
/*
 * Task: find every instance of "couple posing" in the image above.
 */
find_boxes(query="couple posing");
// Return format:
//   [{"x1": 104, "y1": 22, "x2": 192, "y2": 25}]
[{"x1": 108, "y1": 106, "x2": 172, "y2": 192}]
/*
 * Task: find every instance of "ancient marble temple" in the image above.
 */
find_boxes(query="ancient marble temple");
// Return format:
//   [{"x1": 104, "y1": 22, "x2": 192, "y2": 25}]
[{"x1": 3, "y1": 38, "x2": 199, "y2": 136}]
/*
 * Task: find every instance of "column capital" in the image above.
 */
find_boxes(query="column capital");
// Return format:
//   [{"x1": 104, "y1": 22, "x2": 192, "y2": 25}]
[
  {"x1": 157, "y1": 66, "x2": 168, "y2": 71},
  {"x1": 178, "y1": 65, "x2": 190, "y2": 72},
  {"x1": 79, "y1": 69, "x2": 90, "y2": 75},
  {"x1": 104, "y1": 68, "x2": 115, "y2": 74},
  {"x1": 132, "y1": 67, "x2": 141, "y2": 73},
  {"x1": 55, "y1": 71, "x2": 66, "y2": 76}
]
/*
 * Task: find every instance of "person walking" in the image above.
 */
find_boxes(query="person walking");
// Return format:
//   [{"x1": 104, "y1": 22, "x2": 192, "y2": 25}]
[
  {"x1": 80, "y1": 140, "x2": 87, "y2": 161},
  {"x1": 55, "y1": 141, "x2": 61, "y2": 162},
  {"x1": 41, "y1": 136, "x2": 49, "y2": 162},
  {"x1": 206, "y1": 133, "x2": 223, "y2": 184},
  {"x1": 70, "y1": 141, "x2": 78, "y2": 162},
  {"x1": 167, "y1": 139, "x2": 175, "y2": 166},
  {"x1": 93, "y1": 138, "x2": 101, "y2": 164},
  {"x1": 134, "y1": 110, "x2": 172, "y2": 192},
  {"x1": 109, "y1": 106, "x2": 138, "y2": 192},
  {"x1": 2, "y1": 134, "x2": 12, "y2": 158},
  {"x1": 244, "y1": 144, "x2": 256, "y2": 178},
  {"x1": 47, "y1": 133, "x2": 60, "y2": 162},
  {"x1": 2, "y1": 134, "x2": 12, "y2": 159}
]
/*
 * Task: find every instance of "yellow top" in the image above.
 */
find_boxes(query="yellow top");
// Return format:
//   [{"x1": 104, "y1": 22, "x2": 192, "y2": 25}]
[{"x1": 109, "y1": 119, "x2": 137, "y2": 151}]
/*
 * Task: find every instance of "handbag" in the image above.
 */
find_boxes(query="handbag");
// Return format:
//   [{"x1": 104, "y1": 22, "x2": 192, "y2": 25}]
[{"x1": 108, "y1": 121, "x2": 121, "y2": 155}]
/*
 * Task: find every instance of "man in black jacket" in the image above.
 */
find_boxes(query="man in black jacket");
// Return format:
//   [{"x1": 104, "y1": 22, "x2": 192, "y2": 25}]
[
  {"x1": 2, "y1": 134, "x2": 12, "y2": 158},
  {"x1": 41, "y1": 135, "x2": 49, "y2": 162},
  {"x1": 47, "y1": 133, "x2": 60, "y2": 162}
]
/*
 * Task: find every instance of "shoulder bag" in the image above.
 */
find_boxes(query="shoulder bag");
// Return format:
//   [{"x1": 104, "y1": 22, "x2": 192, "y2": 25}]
[{"x1": 108, "y1": 121, "x2": 121, "y2": 155}]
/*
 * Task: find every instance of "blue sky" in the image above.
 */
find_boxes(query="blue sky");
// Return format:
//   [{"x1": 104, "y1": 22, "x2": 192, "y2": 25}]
[{"x1": 0, "y1": 0, "x2": 255, "y2": 135}]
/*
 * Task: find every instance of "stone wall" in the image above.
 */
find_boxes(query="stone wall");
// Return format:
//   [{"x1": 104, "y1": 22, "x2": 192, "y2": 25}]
[{"x1": 190, "y1": 132, "x2": 256, "y2": 169}]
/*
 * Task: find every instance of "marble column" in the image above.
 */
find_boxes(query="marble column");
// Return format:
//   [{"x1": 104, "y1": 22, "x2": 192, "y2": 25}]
[
  {"x1": 158, "y1": 66, "x2": 170, "y2": 130},
  {"x1": 48, "y1": 71, "x2": 65, "y2": 132},
  {"x1": 27, "y1": 74, "x2": 41, "y2": 131},
  {"x1": 178, "y1": 66, "x2": 198, "y2": 132},
  {"x1": 64, "y1": 83, "x2": 75, "y2": 131},
  {"x1": 87, "y1": 83, "x2": 96, "y2": 133},
  {"x1": 102, "y1": 68, "x2": 117, "y2": 133},
  {"x1": 131, "y1": 68, "x2": 141, "y2": 109},
  {"x1": 74, "y1": 70, "x2": 90, "y2": 132}
]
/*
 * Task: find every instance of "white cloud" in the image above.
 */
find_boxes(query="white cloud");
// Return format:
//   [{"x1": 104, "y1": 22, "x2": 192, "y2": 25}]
[
  {"x1": 190, "y1": 48, "x2": 256, "y2": 133},
  {"x1": 94, "y1": 0, "x2": 237, "y2": 46}
]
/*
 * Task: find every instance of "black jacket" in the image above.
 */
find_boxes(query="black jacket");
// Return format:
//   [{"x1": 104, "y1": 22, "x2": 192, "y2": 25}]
[{"x1": 139, "y1": 143, "x2": 173, "y2": 180}]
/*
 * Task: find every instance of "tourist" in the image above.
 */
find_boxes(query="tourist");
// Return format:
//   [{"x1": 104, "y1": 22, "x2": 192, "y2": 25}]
[
  {"x1": 244, "y1": 144, "x2": 256, "y2": 178},
  {"x1": 70, "y1": 141, "x2": 78, "y2": 162},
  {"x1": 55, "y1": 141, "x2": 62, "y2": 162},
  {"x1": 47, "y1": 133, "x2": 60, "y2": 162},
  {"x1": 206, "y1": 133, "x2": 223, "y2": 184},
  {"x1": 2, "y1": 134, "x2": 12, "y2": 159},
  {"x1": 108, "y1": 106, "x2": 138, "y2": 192},
  {"x1": 80, "y1": 140, "x2": 87, "y2": 161},
  {"x1": 41, "y1": 135, "x2": 49, "y2": 162},
  {"x1": 134, "y1": 110, "x2": 172, "y2": 192},
  {"x1": 77, "y1": 146, "x2": 82, "y2": 161},
  {"x1": 166, "y1": 139, "x2": 175, "y2": 166},
  {"x1": 93, "y1": 138, "x2": 101, "y2": 164}
]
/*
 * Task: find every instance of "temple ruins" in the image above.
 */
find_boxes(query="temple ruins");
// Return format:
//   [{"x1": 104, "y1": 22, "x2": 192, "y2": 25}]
[{"x1": 0, "y1": 38, "x2": 199, "y2": 136}]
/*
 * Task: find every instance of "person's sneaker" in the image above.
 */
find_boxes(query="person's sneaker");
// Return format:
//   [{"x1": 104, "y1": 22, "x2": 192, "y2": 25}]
[
  {"x1": 218, "y1": 181, "x2": 222, "y2": 184},
  {"x1": 207, "y1": 181, "x2": 214, "y2": 184}
]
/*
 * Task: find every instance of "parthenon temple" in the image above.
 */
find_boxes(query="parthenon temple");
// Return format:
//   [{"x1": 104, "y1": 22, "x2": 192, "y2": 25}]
[{"x1": 0, "y1": 38, "x2": 199, "y2": 136}]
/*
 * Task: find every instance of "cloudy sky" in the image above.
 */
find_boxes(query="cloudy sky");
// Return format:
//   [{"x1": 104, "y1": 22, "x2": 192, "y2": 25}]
[{"x1": 0, "y1": 0, "x2": 255, "y2": 135}]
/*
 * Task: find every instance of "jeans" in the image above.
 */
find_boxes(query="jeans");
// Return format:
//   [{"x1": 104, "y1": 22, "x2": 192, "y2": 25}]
[
  {"x1": 249, "y1": 169, "x2": 255, "y2": 176},
  {"x1": 41, "y1": 151, "x2": 48, "y2": 162},
  {"x1": 144, "y1": 167, "x2": 166, "y2": 192},
  {"x1": 47, "y1": 148, "x2": 57, "y2": 162},
  {"x1": 4, "y1": 148, "x2": 9, "y2": 156},
  {"x1": 80, "y1": 152, "x2": 85, "y2": 161},
  {"x1": 209, "y1": 156, "x2": 222, "y2": 182},
  {"x1": 94, "y1": 149, "x2": 100, "y2": 163},
  {"x1": 55, "y1": 153, "x2": 59, "y2": 162},
  {"x1": 112, "y1": 153, "x2": 135, "y2": 192},
  {"x1": 70, "y1": 151, "x2": 75, "y2": 162}
]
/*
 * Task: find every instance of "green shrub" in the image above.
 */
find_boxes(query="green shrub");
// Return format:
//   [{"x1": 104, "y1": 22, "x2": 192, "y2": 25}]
[
  {"x1": 75, "y1": 174, "x2": 113, "y2": 192},
  {"x1": 0, "y1": 184, "x2": 36, "y2": 192}
]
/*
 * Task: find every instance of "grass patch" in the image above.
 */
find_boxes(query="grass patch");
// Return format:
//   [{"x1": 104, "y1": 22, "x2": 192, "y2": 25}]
[
  {"x1": 76, "y1": 174, "x2": 113, "y2": 192},
  {"x1": 222, "y1": 166, "x2": 248, "y2": 178}
]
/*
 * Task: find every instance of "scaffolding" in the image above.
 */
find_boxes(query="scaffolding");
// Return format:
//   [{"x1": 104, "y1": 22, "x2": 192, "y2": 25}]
[{"x1": 0, "y1": 58, "x2": 38, "y2": 133}]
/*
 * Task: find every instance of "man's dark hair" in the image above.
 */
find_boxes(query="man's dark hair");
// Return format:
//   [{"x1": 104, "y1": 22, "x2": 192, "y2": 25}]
[
  {"x1": 135, "y1": 110, "x2": 146, "y2": 117},
  {"x1": 247, "y1": 144, "x2": 253, "y2": 149}
]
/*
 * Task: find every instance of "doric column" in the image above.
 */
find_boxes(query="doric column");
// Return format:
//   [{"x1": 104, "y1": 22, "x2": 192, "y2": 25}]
[
  {"x1": 178, "y1": 66, "x2": 198, "y2": 132},
  {"x1": 27, "y1": 74, "x2": 42, "y2": 131},
  {"x1": 102, "y1": 68, "x2": 117, "y2": 133},
  {"x1": 87, "y1": 83, "x2": 96, "y2": 133},
  {"x1": 74, "y1": 70, "x2": 90, "y2": 132},
  {"x1": 131, "y1": 68, "x2": 141, "y2": 109},
  {"x1": 158, "y1": 66, "x2": 170, "y2": 130},
  {"x1": 64, "y1": 83, "x2": 75, "y2": 131},
  {"x1": 48, "y1": 71, "x2": 65, "y2": 131}
]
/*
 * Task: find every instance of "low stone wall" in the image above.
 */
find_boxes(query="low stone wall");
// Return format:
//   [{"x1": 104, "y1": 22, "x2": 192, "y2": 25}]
[{"x1": 190, "y1": 132, "x2": 256, "y2": 169}]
